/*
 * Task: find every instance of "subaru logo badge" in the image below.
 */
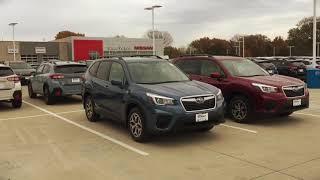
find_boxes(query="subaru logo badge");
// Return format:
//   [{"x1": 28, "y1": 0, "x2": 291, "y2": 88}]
[{"x1": 195, "y1": 97, "x2": 205, "y2": 104}]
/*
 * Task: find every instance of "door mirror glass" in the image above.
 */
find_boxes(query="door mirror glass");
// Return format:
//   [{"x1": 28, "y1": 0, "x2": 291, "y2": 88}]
[{"x1": 210, "y1": 72, "x2": 222, "y2": 79}]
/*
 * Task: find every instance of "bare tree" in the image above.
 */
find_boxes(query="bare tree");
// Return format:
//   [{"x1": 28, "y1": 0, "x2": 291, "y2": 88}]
[{"x1": 144, "y1": 30, "x2": 174, "y2": 47}]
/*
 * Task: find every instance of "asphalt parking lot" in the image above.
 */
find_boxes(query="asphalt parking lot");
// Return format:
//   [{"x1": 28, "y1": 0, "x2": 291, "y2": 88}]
[{"x1": 0, "y1": 87, "x2": 319, "y2": 180}]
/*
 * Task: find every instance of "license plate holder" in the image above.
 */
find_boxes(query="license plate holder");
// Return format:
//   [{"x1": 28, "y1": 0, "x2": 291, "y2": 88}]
[
  {"x1": 293, "y1": 99, "x2": 302, "y2": 107},
  {"x1": 196, "y1": 113, "x2": 209, "y2": 122}
]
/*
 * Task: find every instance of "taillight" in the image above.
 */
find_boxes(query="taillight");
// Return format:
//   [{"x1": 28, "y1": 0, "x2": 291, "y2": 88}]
[
  {"x1": 7, "y1": 76, "x2": 20, "y2": 83},
  {"x1": 49, "y1": 74, "x2": 64, "y2": 80},
  {"x1": 289, "y1": 65, "x2": 298, "y2": 71}
]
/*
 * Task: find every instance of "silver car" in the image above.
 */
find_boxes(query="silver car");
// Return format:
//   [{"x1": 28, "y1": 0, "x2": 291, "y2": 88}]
[{"x1": 28, "y1": 61, "x2": 87, "y2": 105}]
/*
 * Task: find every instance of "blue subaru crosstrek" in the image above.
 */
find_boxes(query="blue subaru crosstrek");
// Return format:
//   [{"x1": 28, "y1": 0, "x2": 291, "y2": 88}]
[{"x1": 82, "y1": 57, "x2": 225, "y2": 142}]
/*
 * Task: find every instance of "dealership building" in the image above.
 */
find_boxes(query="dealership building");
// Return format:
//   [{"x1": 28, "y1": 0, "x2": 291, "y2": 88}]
[{"x1": 0, "y1": 36, "x2": 164, "y2": 65}]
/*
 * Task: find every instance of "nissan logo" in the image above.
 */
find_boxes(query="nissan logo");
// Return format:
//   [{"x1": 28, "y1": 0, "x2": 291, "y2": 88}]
[{"x1": 195, "y1": 97, "x2": 205, "y2": 104}]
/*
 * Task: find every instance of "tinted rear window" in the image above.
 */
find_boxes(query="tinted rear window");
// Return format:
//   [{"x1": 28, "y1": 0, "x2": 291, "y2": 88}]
[
  {"x1": 10, "y1": 62, "x2": 33, "y2": 69},
  {"x1": 0, "y1": 67, "x2": 14, "y2": 77},
  {"x1": 54, "y1": 65, "x2": 87, "y2": 74}
]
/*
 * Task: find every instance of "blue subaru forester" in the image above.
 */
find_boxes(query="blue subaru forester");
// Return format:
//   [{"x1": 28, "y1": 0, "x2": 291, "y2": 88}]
[{"x1": 82, "y1": 57, "x2": 225, "y2": 142}]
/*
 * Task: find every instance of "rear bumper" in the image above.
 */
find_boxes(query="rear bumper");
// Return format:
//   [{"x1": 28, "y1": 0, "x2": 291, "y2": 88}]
[
  {"x1": 49, "y1": 81, "x2": 82, "y2": 96},
  {"x1": 0, "y1": 83, "x2": 22, "y2": 101}
]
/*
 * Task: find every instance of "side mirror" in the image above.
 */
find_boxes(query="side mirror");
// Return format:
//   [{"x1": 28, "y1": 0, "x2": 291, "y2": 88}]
[
  {"x1": 210, "y1": 72, "x2": 222, "y2": 79},
  {"x1": 111, "y1": 80, "x2": 124, "y2": 88}
]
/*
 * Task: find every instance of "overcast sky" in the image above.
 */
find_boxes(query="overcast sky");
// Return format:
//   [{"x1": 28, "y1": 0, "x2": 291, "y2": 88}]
[{"x1": 0, "y1": 0, "x2": 316, "y2": 46}]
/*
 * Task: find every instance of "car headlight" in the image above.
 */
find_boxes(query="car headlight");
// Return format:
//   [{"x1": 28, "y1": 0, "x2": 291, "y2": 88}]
[
  {"x1": 252, "y1": 83, "x2": 278, "y2": 93},
  {"x1": 216, "y1": 89, "x2": 224, "y2": 101},
  {"x1": 146, "y1": 93, "x2": 175, "y2": 106}
]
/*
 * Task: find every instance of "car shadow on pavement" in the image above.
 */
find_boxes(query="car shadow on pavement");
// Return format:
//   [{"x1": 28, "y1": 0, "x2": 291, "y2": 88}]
[
  {"x1": 0, "y1": 102, "x2": 18, "y2": 112},
  {"x1": 36, "y1": 95, "x2": 82, "y2": 106},
  {"x1": 96, "y1": 116, "x2": 220, "y2": 147},
  {"x1": 248, "y1": 115, "x2": 304, "y2": 127}
]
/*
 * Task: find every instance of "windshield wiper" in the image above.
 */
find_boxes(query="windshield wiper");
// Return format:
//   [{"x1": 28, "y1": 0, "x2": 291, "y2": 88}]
[{"x1": 239, "y1": 75, "x2": 266, "y2": 77}]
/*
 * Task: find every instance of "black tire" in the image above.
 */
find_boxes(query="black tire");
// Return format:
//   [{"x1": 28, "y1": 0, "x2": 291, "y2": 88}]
[
  {"x1": 279, "y1": 112, "x2": 293, "y2": 117},
  {"x1": 28, "y1": 83, "x2": 37, "y2": 98},
  {"x1": 43, "y1": 86, "x2": 55, "y2": 105},
  {"x1": 197, "y1": 125, "x2": 214, "y2": 132},
  {"x1": 84, "y1": 95, "x2": 99, "y2": 122},
  {"x1": 128, "y1": 108, "x2": 149, "y2": 142},
  {"x1": 12, "y1": 99, "x2": 22, "y2": 108},
  {"x1": 229, "y1": 96, "x2": 252, "y2": 123}
]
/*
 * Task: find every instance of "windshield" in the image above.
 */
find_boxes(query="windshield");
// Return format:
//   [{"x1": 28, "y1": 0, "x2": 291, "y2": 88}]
[
  {"x1": 128, "y1": 61, "x2": 190, "y2": 84},
  {"x1": 221, "y1": 59, "x2": 269, "y2": 77},
  {"x1": 0, "y1": 67, "x2": 14, "y2": 77},
  {"x1": 10, "y1": 62, "x2": 33, "y2": 69},
  {"x1": 291, "y1": 62, "x2": 306, "y2": 66},
  {"x1": 54, "y1": 65, "x2": 87, "y2": 74}
]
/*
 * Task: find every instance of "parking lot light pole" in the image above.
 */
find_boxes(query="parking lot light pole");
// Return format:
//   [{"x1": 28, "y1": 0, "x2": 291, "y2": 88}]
[
  {"x1": 9, "y1": 22, "x2": 18, "y2": 61},
  {"x1": 145, "y1": 5, "x2": 162, "y2": 56},
  {"x1": 242, "y1": 36, "x2": 245, "y2": 58},
  {"x1": 289, "y1": 46, "x2": 295, "y2": 57},
  {"x1": 313, "y1": 0, "x2": 317, "y2": 67}
]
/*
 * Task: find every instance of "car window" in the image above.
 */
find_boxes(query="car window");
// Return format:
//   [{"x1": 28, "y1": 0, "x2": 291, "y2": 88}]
[
  {"x1": 54, "y1": 65, "x2": 87, "y2": 74},
  {"x1": 9, "y1": 62, "x2": 33, "y2": 69},
  {"x1": 89, "y1": 62, "x2": 100, "y2": 76},
  {"x1": 175, "y1": 60, "x2": 201, "y2": 75},
  {"x1": 0, "y1": 67, "x2": 14, "y2": 77},
  {"x1": 200, "y1": 60, "x2": 225, "y2": 77},
  {"x1": 96, "y1": 61, "x2": 110, "y2": 81},
  {"x1": 109, "y1": 62, "x2": 125, "y2": 82},
  {"x1": 36, "y1": 65, "x2": 45, "y2": 74},
  {"x1": 42, "y1": 65, "x2": 51, "y2": 74},
  {"x1": 221, "y1": 59, "x2": 269, "y2": 77}
]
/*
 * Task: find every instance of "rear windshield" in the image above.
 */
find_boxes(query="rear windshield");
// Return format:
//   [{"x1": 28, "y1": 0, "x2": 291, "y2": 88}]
[
  {"x1": 54, "y1": 65, "x2": 87, "y2": 74},
  {"x1": 291, "y1": 62, "x2": 306, "y2": 66},
  {"x1": 259, "y1": 62, "x2": 274, "y2": 68},
  {"x1": 10, "y1": 62, "x2": 33, "y2": 69},
  {"x1": 0, "y1": 67, "x2": 14, "y2": 77}
]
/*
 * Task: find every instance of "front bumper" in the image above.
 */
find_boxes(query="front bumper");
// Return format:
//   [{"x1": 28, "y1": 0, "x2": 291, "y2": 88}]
[
  {"x1": 255, "y1": 92, "x2": 309, "y2": 115},
  {"x1": 144, "y1": 100, "x2": 226, "y2": 134}
]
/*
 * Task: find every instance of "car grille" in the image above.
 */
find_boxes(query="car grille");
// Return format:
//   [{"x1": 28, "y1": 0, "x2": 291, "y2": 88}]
[
  {"x1": 181, "y1": 95, "x2": 216, "y2": 112},
  {"x1": 282, "y1": 85, "x2": 305, "y2": 98}
]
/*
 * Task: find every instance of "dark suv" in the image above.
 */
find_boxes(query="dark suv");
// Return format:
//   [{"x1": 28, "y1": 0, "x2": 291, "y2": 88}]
[
  {"x1": 82, "y1": 57, "x2": 225, "y2": 142},
  {"x1": 173, "y1": 56, "x2": 309, "y2": 123},
  {"x1": 28, "y1": 61, "x2": 87, "y2": 105},
  {"x1": 272, "y1": 60, "x2": 307, "y2": 81}
]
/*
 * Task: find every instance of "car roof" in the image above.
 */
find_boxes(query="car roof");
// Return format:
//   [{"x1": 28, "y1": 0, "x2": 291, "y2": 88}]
[
  {"x1": 44, "y1": 61, "x2": 86, "y2": 66},
  {"x1": 0, "y1": 64, "x2": 10, "y2": 68},
  {"x1": 97, "y1": 57, "x2": 166, "y2": 63},
  {"x1": 176, "y1": 55, "x2": 244, "y2": 61}
]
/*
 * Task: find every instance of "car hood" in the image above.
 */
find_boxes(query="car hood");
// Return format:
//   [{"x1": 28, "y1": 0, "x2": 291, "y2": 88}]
[
  {"x1": 239, "y1": 75, "x2": 304, "y2": 87},
  {"x1": 13, "y1": 69, "x2": 36, "y2": 76},
  {"x1": 138, "y1": 80, "x2": 220, "y2": 98}
]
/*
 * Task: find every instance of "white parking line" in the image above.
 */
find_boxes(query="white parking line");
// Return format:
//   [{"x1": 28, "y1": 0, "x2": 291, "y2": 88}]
[
  {"x1": 23, "y1": 101, "x2": 149, "y2": 156},
  {"x1": 295, "y1": 112, "x2": 320, "y2": 118},
  {"x1": 0, "y1": 110, "x2": 85, "y2": 122},
  {"x1": 221, "y1": 124, "x2": 258, "y2": 134}
]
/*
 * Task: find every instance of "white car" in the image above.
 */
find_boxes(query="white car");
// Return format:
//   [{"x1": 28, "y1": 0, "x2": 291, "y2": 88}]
[{"x1": 0, "y1": 64, "x2": 22, "y2": 108}]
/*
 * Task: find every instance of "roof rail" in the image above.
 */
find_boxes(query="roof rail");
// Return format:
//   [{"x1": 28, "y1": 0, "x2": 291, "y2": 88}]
[
  {"x1": 179, "y1": 54, "x2": 213, "y2": 57},
  {"x1": 101, "y1": 55, "x2": 163, "y2": 60}
]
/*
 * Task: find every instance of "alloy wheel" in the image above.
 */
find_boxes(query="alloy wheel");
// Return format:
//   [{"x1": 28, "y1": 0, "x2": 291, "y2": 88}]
[
  {"x1": 85, "y1": 98, "x2": 93, "y2": 119},
  {"x1": 232, "y1": 100, "x2": 248, "y2": 120},
  {"x1": 129, "y1": 113, "x2": 143, "y2": 138}
]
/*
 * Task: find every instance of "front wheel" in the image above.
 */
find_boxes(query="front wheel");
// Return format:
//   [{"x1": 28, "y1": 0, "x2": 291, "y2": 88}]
[
  {"x1": 229, "y1": 96, "x2": 252, "y2": 123},
  {"x1": 128, "y1": 108, "x2": 149, "y2": 142}
]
